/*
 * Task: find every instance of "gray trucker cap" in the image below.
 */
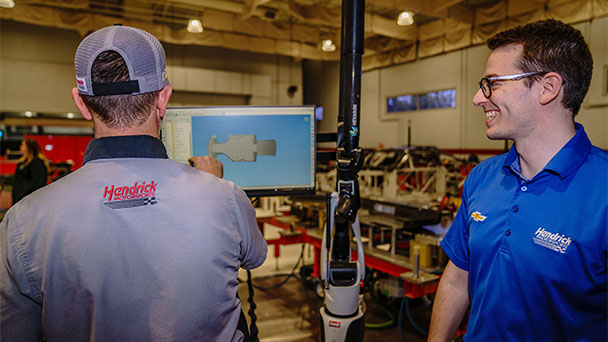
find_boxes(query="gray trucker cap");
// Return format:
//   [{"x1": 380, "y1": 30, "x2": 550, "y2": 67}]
[{"x1": 75, "y1": 24, "x2": 169, "y2": 96}]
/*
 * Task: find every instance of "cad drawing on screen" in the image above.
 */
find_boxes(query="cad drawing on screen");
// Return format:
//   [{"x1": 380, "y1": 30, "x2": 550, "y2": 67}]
[{"x1": 208, "y1": 134, "x2": 276, "y2": 162}]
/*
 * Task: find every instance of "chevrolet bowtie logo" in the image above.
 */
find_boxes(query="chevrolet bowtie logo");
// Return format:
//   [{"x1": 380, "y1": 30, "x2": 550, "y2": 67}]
[{"x1": 471, "y1": 211, "x2": 487, "y2": 222}]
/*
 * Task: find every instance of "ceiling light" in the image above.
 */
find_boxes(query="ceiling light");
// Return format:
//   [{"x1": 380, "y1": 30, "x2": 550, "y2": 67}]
[
  {"x1": 187, "y1": 19, "x2": 203, "y2": 33},
  {"x1": 67, "y1": 112, "x2": 75, "y2": 119},
  {"x1": 0, "y1": 0, "x2": 15, "y2": 8},
  {"x1": 321, "y1": 39, "x2": 336, "y2": 52},
  {"x1": 25, "y1": 111, "x2": 33, "y2": 117},
  {"x1": 397, "y1": 11, "x2": 415, "y2": 26}
]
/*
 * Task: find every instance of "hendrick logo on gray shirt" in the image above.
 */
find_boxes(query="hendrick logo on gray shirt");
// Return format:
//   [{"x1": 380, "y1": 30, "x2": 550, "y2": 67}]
[{"x1": 103, "y1": 180, "x2": 157, "y2": 209}]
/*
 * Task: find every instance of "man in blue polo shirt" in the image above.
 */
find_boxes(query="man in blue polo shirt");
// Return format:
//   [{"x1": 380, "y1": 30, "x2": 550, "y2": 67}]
[{"x1": 428, "y1": 19, "x2": 607, "y2": 342}]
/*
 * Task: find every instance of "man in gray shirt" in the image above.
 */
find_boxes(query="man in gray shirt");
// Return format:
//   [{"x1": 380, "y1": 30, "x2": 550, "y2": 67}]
[{"x1": 0, "y1": 24, "x2": 267, "y2": 342}]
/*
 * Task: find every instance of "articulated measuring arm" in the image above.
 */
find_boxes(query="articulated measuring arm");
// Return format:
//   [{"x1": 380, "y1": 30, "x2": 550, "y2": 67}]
[
  {"x1": 320, "y1": 0, "x2": 366, "y2": 341},
  {"x1": 320, "y1": 189, "x2": 365, "y2": 341}
]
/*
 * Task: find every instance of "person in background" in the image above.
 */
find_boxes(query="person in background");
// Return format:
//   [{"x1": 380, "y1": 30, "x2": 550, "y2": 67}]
[
  {"x1": 428, "y1": 19, "x2": 607, "y2": 342},
  {"x1": 12, "y1": 138, "x2": 49, "y2": 205},
  {"x1": 0, "y1": 24, "x2": 267, "y2": 342}
]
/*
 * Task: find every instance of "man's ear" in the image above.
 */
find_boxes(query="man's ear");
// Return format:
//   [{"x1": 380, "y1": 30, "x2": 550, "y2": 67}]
[
  {"x1": 156, "y1": 85, "x2": 173, "y2": 120},
  {"x1": 72, "y1": 88, "x2": 93, "y2": 121},
  {"x1": 538, "y1": 72, "x2": 563, "y2": 106}
]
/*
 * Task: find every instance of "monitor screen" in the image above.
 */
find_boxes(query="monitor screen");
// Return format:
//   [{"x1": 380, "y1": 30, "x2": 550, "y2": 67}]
[{"x1": 161, "y1": 106, "x2": 316, "y2": 197}]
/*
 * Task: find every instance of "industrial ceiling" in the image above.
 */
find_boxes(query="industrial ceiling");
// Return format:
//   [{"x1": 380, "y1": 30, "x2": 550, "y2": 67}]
[{"x1": 1, "y1": 0, "x2": 606, "y2": 70}]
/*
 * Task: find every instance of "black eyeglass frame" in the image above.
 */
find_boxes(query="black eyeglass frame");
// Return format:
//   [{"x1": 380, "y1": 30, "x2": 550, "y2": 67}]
[{"x1": 479, "y1": 71, "x2": 549, "y2": 99}]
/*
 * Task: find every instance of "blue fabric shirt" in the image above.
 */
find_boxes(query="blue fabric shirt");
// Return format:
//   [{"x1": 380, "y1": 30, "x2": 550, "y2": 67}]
[
  {"x1": 0, "y1": 135, "x2": 267, "y2": 342},
  {"x1": 442, "y1": 123, "x2": 608, "y2": 342}
]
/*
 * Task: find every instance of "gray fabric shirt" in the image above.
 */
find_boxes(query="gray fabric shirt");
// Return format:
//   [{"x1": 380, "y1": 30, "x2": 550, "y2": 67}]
[{"x1": 0, "y1": 135, "x2": 267, "y2": 342}]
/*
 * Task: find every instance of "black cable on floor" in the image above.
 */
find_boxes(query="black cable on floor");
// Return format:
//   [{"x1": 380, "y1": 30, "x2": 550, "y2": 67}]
[
  {"x1": 247, "y1": 244, "x2": 306, "y2": 290},
  {"x1": 399, "y1": 297, "x2": 407, "y2": 342},
  {"x1": 399, "y1": 297, "x2": 428, "y2": 340},
  {"x1": 246, "y1": 269, "x2": 259, "y2": 342}
]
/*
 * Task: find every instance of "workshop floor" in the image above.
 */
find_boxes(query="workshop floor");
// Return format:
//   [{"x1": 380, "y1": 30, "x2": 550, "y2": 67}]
[{"x1": 238, "y1": 224, "x2": 432, "y2": 342}]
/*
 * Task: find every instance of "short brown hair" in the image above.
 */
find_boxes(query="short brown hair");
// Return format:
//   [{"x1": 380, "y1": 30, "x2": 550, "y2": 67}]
[
  {"x1": 487, "y1": 19, "x2": 593, "y2": 116},
  {"x1": 81, "y1": 51, "x2": 159, "y2": 129}
]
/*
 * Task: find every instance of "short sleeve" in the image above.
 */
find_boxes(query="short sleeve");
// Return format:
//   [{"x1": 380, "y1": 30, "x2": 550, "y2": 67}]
[{"x1": 441, "y1": 179, "x2": 472, "y2": 272}]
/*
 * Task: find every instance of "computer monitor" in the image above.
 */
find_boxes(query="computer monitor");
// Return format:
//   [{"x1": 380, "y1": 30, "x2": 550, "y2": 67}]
[{"x1": 161, "y1": 106, "x2": 316, "y2": 197}]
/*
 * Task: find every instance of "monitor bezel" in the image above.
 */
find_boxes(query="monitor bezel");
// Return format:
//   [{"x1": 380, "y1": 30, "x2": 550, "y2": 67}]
[{"x1": 163, "y1": 105, "x2": 317, "y2": 198}]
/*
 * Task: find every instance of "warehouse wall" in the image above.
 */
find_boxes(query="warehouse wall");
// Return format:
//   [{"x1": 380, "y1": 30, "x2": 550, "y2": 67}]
[
  {"x1": 0, "y1": 21, "x2": 80, "y2": 115},
  {"x1": 0, "y1": 20, "x2": 303, "y2": 115},
  {"x1": 302, "y1": 60, "x2": 340, "y2": 134},
  {"x1": 312, "y1": 17, "x2": 608, "y2": 150},
  {"x1": 1, "y1": 18, "x2": 606, "y2": 150}
]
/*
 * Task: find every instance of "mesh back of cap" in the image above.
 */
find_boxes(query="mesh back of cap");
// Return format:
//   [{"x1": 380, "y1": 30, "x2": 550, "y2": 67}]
[{"x1": 75, "y1": 25, "x2": 169, "y2": 96}]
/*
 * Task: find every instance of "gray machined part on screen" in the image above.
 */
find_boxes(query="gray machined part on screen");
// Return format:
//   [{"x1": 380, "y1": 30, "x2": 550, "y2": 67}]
[{"x1": 208, "y1": 134, "x2": 277, "y2": 162}]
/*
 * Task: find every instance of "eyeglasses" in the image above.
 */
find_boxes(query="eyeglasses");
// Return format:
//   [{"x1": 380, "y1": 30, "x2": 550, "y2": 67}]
[{"x1": 479, "y1": 71, "x2": 548, "y2": 99}]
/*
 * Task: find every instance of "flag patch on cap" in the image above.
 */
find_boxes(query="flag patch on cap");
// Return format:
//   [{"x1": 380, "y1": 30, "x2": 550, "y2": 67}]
[{"x1": 76, "y1": 76, "x2": 87, "y2": 92}]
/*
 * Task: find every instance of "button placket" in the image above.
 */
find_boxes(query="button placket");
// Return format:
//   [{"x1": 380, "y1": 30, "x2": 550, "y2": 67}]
[{"x1": 503, "y1": 180, "x2": 523, "y2": 248}]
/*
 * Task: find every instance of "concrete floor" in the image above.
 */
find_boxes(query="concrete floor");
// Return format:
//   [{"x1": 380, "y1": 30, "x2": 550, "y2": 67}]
[
  {"x1": 238, "y1": 225, "x2": 432, "y2": 342},
  {"x1": 238, "y1": 274, "x2": 432, "y2": 342}
]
